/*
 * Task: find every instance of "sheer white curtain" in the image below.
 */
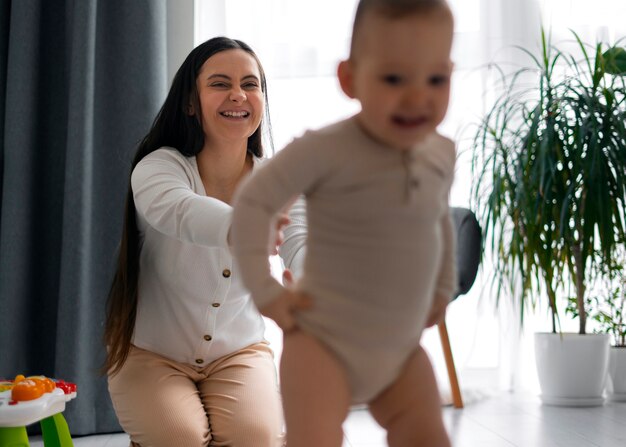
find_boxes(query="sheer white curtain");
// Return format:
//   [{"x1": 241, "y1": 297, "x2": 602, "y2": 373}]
[{"x1": 194, "y1": 0, "x2": 626, "y2": 396}]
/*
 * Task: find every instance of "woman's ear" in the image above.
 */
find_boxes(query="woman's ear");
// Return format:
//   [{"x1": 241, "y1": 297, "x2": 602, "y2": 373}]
[
  {"x1": 187, "y1": 103, "x2": 195, "y2": 116},
  {"x1": 337, "y1": 60, "x2": 355, "y2": 99}
]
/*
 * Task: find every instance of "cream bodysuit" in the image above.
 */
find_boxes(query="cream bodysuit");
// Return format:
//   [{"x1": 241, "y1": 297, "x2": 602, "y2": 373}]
[{"x1": 232, "y1": 117, "x2": 457, "y2": 403}]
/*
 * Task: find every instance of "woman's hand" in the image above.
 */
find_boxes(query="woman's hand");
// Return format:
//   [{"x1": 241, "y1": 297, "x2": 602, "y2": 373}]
[
  {"x1": 260, "y1": 276, "x2": 312, "y2": 333},
  {"x1": 229, "y1": 213, "x2": 290, "y2": 253},
  {"x1": 270, "y1": 213, "x2": 290, "y2": 255},
  {"x1": 263, "y1": 217, "x2": 311, "y2": 332}
]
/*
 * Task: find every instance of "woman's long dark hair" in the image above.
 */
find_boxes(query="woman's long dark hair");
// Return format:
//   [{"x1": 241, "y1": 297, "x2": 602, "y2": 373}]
[{"x1": 103, "y1": 37, "x2": 273, "y2": 376}]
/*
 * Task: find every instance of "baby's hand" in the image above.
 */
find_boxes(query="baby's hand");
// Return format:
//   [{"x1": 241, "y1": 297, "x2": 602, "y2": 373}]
[
  {"x1": 425, "y1": 292, "x2": 451, "y2": 327},
  {"x1": 260, "y1": 288, "x2": 312, "y2": 333},
  {"x1": 270, "y1": 213, "x2": 290, "y2": 255}
]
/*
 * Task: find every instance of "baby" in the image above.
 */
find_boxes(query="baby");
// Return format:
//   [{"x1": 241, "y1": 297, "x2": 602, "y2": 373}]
[{"x1": 232, "y1": 1, "x2": 456, "y2": 445}]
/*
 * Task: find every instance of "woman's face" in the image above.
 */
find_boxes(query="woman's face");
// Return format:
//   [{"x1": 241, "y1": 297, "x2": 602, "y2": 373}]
[{"x1": 194, "y1": 49, "x2": 264, "y2": 148}]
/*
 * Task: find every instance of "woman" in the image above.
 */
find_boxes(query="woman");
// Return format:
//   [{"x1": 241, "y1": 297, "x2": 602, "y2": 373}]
[{"x1": 104, "y1": 37, "x2": 301, "y2": 447}]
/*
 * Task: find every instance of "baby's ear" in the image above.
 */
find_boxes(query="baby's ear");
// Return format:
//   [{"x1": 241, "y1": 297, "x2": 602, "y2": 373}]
[{"x1": 337, "y1": 60, "x2": 355, "y2": 99}]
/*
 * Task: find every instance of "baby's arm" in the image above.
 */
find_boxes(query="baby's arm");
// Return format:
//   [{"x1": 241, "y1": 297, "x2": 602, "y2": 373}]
[
  {"x1": 426, "y1": 296, "x2": 451, "y2": 328},
  {"x1": 231, "y1": 166, "x2": 298, "y2": 325},
  {"x1": 231, "y1": 139, "x2": 324, "y2": 329},
  {"x1": 425, "y1": 208, "x2": 457, "y2": 327},
  {"x1": 426, "y1": 138, "x2": 458, "y2": 327}
]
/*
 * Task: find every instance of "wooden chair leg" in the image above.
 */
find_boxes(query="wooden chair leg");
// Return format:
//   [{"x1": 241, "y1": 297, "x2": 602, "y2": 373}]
[{"x1": 438, "y1": 319, "x2": 464, "y2": 408}]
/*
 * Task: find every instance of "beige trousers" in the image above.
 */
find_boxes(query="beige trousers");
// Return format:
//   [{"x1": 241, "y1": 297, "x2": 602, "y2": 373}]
[{"x1": 108, "y1": 342, "x2": 285, "y2": 447}]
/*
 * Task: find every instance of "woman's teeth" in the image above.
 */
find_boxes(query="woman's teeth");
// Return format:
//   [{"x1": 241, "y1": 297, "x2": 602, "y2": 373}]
[{"x1": 221, "y1": 111, "x2": 249, "y2": 117}]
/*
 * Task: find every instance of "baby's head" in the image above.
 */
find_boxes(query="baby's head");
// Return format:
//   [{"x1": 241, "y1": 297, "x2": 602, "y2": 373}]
[{"x1": 338, "y1": 0, "x2": 454, "y2": 150}]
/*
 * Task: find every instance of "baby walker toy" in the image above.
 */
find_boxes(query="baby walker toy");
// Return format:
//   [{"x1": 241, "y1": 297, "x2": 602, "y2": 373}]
[{"x1": 0, "y1": 375, "x2": 77, "y2": 446}]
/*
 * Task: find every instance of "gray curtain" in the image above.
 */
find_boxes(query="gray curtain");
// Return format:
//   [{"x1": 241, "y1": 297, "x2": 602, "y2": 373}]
[{"x1": 0, "y1": 0, "x2": 167, "y2": 435}]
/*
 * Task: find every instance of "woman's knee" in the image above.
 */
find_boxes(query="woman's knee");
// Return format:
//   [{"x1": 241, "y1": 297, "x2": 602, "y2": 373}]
[
  {"x1": 126, "y1": 417, "x2": 210, "y2": 447},
  {"x1": 237, "y1": 420, "x2": 284, "y2": 446},
  {"x1": 124, "y1": 402, "x2": 212, "y2": 447},
  {"x1": 159, "y1": 420, "x2": 210, "y2": 447},
  {"x1": 108, "y1": 358, "x2": 210, "y2": 446},
  {"x1": 210, "y1": 411, "x2": 284, "y2": 446}
]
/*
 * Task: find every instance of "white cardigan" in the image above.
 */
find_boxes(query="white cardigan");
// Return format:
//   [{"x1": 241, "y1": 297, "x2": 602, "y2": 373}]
[{"x1": 130, "y1": 147, "x2": 304, "y2": 366}]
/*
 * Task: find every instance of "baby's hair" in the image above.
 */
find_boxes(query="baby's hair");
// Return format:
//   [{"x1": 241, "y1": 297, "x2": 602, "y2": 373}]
[{"x1": 349, "y1": 0, "x2": 452, "y2": 57}]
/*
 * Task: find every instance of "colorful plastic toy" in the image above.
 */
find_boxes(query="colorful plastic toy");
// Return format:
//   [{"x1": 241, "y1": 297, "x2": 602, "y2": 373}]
[{"x1": 0, "y1": 375, "x2": 77, "y2": 446}]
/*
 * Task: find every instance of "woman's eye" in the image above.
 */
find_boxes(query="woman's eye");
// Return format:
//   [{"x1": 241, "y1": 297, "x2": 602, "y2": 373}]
[
  {"x1": 382, "y1": 74, "x2": 402, "y2": 85},
  {"x1": 242, "y1": 82, "x2": 259, "y2": 90},
  {"x1": 210, "y1": 82, "x2": 229, "y2": 88}
]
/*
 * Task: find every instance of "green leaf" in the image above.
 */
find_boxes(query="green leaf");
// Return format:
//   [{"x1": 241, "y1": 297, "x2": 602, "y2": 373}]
[
  {"x1": 468, "y1": 28, "x2": 626, "y2": 335},
  {"x1": 603, "y1": 47, "x2": 626, "y2": 76}
]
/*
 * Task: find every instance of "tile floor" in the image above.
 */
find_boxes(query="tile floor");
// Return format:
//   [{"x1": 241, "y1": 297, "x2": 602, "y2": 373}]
[{"x1": 28, "y1": 391, "x2": 626, "y2": 446}]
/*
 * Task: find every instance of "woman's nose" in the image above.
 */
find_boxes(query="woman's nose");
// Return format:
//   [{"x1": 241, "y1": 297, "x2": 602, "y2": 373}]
[{"x1": 230, "y1": 88, "x2": 246, "y2": 103}]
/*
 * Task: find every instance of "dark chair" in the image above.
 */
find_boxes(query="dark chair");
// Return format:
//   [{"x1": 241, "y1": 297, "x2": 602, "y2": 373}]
[{"x1": 437, "y1": 207, "x2": 482, "y2": 408}]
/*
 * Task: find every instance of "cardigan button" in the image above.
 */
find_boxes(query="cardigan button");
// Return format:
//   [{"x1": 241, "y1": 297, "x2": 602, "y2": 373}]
[
  {"x1": 212, "y1": 303, "x2": 220, "y2": 308},
  {"x1": 195, "y1": 359, "x2": 204, "y2": 364},
  {"x1": 204, "y1": 335, "x2": 212, "y2": 341},
  {"x1": 222, "y1": 269, "x2": 231, "y2": 278}
]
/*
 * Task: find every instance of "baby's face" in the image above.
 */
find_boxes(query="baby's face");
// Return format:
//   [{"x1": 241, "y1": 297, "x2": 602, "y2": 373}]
[{"x1": 344, "y1": 11, "x2": 453, "y2": 151}]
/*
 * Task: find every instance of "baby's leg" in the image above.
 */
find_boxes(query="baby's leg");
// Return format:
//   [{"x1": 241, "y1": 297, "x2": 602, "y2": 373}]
[
  {"x1": 280, "y1": 330, "x2": 351, "y2": 447},
  {"x1": 368, "y1": 346, "x2": 451, "y2": 447}
]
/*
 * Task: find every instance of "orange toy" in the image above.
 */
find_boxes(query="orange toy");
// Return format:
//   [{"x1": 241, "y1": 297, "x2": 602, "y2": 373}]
[{"x1": 11, "y1": 376, "x2": 56, "y2": 402}]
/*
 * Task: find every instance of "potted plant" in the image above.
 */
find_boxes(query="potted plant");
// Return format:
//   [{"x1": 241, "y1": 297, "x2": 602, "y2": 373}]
[
  {"x1": 567, "y1": 258, "x2": 626, "y2": 401},
  {"x1": 469, "y1": 29, "x2": 626, "y2": 406}
]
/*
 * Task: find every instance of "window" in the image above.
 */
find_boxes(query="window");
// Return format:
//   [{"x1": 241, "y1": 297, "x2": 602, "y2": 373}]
[{"x1": 195, "y1": 0, "x2": 483, "y2": 200}]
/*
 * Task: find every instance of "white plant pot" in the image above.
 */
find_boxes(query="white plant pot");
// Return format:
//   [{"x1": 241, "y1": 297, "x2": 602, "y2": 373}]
[
  {"x1": 607, "y1": 346, "x2": 626, "y2": 402},
  {"x1": 534, "y1": 332, "x2": 610, "y2": 406}
]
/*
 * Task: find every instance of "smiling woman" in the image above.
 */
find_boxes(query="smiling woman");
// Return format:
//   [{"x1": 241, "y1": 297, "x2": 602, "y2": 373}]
[
  {"x1": 103, "y1": 37, "x2": 306, "y2": 447},
  {"x1": 191, "y1": 53, "x2": 262, "y2": 201}
]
